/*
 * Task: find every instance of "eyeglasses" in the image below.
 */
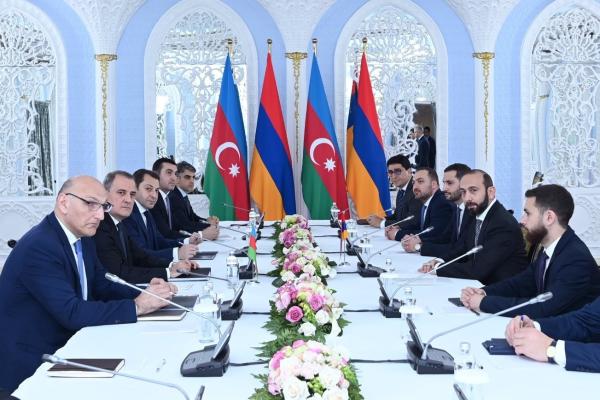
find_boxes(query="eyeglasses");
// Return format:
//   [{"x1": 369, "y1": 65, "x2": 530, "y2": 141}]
[
  {"x1": 388, "y1": 168, "x2": 405, "y2": 176},
  {"x1": 66, "y1": 193, "x2": 112, "y2": 212}
]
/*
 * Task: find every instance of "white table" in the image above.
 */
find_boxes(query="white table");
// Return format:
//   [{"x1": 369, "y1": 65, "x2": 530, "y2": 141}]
[{"x1": 13, "y1": 222, "x2": 595, "y2": 399}]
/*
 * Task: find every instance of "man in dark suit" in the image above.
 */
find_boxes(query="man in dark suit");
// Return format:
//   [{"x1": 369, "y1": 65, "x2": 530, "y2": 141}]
[
  {"x1": 419, "y1": 169, "x2": 528, "y2": 285},
  {"x1": 505, "y1": 296, "x2": 600, "y2": 371},
  {"x1": 419, "y1": 163, "x2": 473, "y2": 256},
  {"x1": 171, "y1": 161, "x2": 219, "y2": 240},
  {"x1": 149, "y1": 157, "x2": 184, "y2": 239},
  {"x1": 386, "y1": 167, "x2": 453, "y2": 244},
  {"x1": 460, "y1": 184, "x2": 600, "y2": 318},
  {"x1": 366, "y1": 154, "x2": 421, "y2": 229},
  {"x1": 0, "y1": 176, "x2": 175, "y2": 392},
  {"x1": 94, "y1": 171, "x2": 195, "y2": 284},
  {"x1": 424, "y1": 126, "x2": 436, "y2": 169},
  {"x1": 413, "y1": 125, "x2": 430, "y2": 168},
  {"x1": 123, "y1": 169, "x2": 200, "y2": 264}
]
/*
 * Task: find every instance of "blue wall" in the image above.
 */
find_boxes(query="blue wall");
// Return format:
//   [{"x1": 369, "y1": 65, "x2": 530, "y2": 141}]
[
  {"x1": 494, "y1": 0, "x2": 555, "y2": 213},
  {"x1": 30, "y1": 0, "x2": 96, "y2": 177}
]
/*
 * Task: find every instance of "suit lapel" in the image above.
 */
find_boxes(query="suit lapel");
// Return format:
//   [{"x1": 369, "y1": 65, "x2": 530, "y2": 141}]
[
  {"x1": 133, "y1": 205, "x2": 150, "y2": 242},
  {"x1": 48, "y1": 214, "x2": 83, "y2": 298}
]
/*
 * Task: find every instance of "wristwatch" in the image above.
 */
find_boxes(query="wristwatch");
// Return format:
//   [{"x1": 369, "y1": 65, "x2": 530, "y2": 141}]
[
  {"x1": 546, "y1": 339, "x2": 557, "y2": 364},
  {"x1": 414, "y1": 243, "x2": 421, "y2": 252}
]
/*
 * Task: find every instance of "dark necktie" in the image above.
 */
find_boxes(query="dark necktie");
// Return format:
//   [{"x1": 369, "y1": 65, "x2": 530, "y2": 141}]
[
  {"x1": 74, "y1": 240, "x2": 87, "y2": 300},
  {"x1": 184, "y1": 195, "x2": 193, "y2": 217},
  {"x1": 474, "y1": 219, "x2": 483, "y2": 246},
  {"x1": 164, "y1": 195, "x2": 173, "y2": 228},
  {"x1": 420, "y1": 205, "x2": 428, "y2": 230},
  {"x1": 144, "y1": 210, "x2": 157, "y2": 247},
  {"x1": 395, "y1": 189, "x2": 405, "y2": 216},
  {"x1": 535, "y1": 250, "x2": 549, "y2": 293},
  {"x1": 116, "y1": 222, "x2": 128, "y2": 259},
  {"x1": 456, "y1": 206, "x2": 462, "y2": 235}
]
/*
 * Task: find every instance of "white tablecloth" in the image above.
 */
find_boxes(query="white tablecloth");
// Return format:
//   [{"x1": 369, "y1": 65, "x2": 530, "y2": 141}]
[{"x1": 13, "y1": 222, "x2": 595, "y2": 399}]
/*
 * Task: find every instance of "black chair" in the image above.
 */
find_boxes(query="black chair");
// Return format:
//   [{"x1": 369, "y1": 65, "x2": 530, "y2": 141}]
[{"x1": 7, "y1": 240, "x2": 16, "y2": 249}]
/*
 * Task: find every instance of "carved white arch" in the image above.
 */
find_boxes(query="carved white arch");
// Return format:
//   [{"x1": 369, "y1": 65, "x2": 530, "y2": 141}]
[
  {"x1": 0, "y1": 0, "x2": 68, "y2": 190},
  {"x1": 144, "y1": 0, "x2": 258, "y2": 168},
  {"x1": 334, "y1": 0, "x2": 448, "y2": 175},
  {"x1": 521, "y1": 0, "x2": 600, "y2": 255}
]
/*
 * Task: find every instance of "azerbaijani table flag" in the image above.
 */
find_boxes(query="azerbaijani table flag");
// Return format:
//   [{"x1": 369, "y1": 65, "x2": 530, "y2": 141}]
[
  {"x1": 248, "y1": 223, "x2": 257, "y2": 264},
  {"x1": 301, "y1": 55, "x2": 349, "y2": 219},
  {"x1": 250, "y1": 52, "x2": 296, "y2": 220},
  {"x1": 204, "y1": 54, "x2": 250, "y2": 220},
  {"x1": 346, "y1": 52, "x2": 391, "y2": 218}
]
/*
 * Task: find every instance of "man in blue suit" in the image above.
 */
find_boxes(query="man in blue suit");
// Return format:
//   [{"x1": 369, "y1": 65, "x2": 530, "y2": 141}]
[
  {"x1": 386, "y1": 167, "x2": 453, "y2": 245},
  {"x1": 0, "y1": 176, "x2": 176, "y2": 392},
  {"x1": 506, "y1": 295, "x2": 600, "y2": 372},
  {"x1": 461, "y1": 184, "x2": 600, "y2": 318},
  {"x1": 123, "y1": 169, "x2": 200, "y2": 263}
]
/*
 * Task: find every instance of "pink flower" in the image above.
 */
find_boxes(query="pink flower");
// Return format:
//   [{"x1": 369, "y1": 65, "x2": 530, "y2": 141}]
[
  {"x1": 270, "y1": 350, "x2": 286, "y2": 370},
  {"x1": 308, "y1": 294, "x2": 324, "y2": 311},
  {"x1": 279, "y1": 292, "x2": 291, "y2": 309},
  {"x1": 285, "y1": 306, "x2": 304, "y2": 324},
  {"x1": 290, "y1": 262, "x2": 302, "y2": 274},
  {"x1": 292, "y1": 339, "x2": 306, "y2": 349}
]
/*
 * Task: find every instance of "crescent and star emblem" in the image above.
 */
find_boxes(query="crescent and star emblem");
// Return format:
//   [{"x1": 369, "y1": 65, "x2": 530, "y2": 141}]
[
  {"x1": 215, "y1": 141, "x2": 241, "y2": 177},
  {"x1": 309, "y1": 137, "x2": 336, "y2": 172}
]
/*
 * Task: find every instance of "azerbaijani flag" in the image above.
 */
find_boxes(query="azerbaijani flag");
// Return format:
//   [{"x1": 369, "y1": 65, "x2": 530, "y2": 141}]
[
  {"x1": 248, "y1": 223, "x2": 257, "y2": 264},
  {"x1": 301, "y1": 55, "x2": 349, "y2": 219},
  {"x1": 250, "y1": 52, "x2": 296, "y2": 220},
  {"x1": 346, "y1": 52, "x2": 391, "y2": 218},
  {"x1": 204, "y1": 54, "x2": 250, "y2": 220}
]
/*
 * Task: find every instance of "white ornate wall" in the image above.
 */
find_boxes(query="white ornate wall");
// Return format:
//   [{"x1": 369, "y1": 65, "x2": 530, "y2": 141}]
[
  {"x1": 0, "y1": 0, "x2": 68, "y2": 268},
  {"x1": 521, "y1": 0, "x2": 600, "y2": 256}
]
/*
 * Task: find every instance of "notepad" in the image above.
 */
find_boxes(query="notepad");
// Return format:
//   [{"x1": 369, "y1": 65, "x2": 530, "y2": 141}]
[
  {"x1": 47, "y1": 358, "x2": 125, "y2": 378},
  {"x1": 137, "y1": 308, "x2": 187, "y2": 321}
]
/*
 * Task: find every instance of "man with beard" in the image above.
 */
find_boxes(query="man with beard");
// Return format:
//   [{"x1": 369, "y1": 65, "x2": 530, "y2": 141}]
[
  {"x1": 419, "y1": 169, "x2": 527, "y2": 285},
  {"x1": 403, "y1": 163, "x2": 473, "y2": 254},
  {"x1": 386, "y1": 167, "x2": 453, "y2": 244},
  {"x1": 460, "y1": 184, "x2": 600, "y2": 318},
  {"x1": 366, "y1": 154, "x2": 421, "y2": 229}
]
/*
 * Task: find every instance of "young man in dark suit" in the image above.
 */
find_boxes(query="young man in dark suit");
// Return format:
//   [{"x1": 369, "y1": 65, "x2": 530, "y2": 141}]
[
  {"x1": 461, "y1": 184, "x2": 600, "y2": 318},
  {"x1": 94, "y1": 171, "x2": 196, "y2": 284},
  {"x1": 424, "y1": 126, "x2": 436, "y2": 169},
  {"x1": 366, "y1": 154, "x2": 421, "y2": 229},
  {"x1": 419, "y1": 163, "x2": 473, "y2": 256},
  {"x1": 506, "y1": 294, "x2": 600, "y2": 372},
  {"x1": 419, "y1": 169, "x2": 528, "y2": 285},
  {"x1": 386, "y1": 167, "x2": 453, "y2": 244},
  {"x1": 170, "y1": 161, "x2": 219, "y2": 240},
  {"x1": 149, "y1": 157, "x2": 184, "y2": 239},
  {"x1": 123, "y1": 169, "x2": 200, "y2": 263},
  {"x1": 0, "y1": 176, "x2": 175, "y2": 392}
]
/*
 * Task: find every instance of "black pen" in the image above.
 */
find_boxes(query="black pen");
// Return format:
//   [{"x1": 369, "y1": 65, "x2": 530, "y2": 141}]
[
  {"x1": 470, "y1": 308, "x2": 480, "y2": 316},
  {"x1": 195, "y1": 385, "x2": 205, "y2": 400},
  {"x1": 453, "y1": 383, "x2": 468, "y2": 400}
]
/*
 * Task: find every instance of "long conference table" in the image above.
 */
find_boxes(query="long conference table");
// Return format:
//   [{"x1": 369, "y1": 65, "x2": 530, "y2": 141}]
[{"x1": 13, "y1": 222, "x2": 597, "y2": 399}]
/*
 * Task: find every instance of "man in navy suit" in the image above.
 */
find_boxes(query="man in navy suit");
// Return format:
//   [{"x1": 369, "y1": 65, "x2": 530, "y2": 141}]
[
  {"x1": 461, "y1": 184, "x2": 600, "y2": 318},
  {"x1": 418, "y1": 163, "x2": 473, "y2": 257},
  {"x1": 506, "y1": 295, "x2": 600, "y2": 372},
  {"x1": 413, "y1": 125, "x2": 430, "y2": 168},
  {"x1": 170, "y1": 161, "x2": 219, "y2": 240},
  {"x1": 0, "y1": 176, "x2": 175, "y2": 392},
  {"x1": 386, "y1": 167, "x2": 453, "y2": 244},
  {"x1": 419, "y1": 170, "x2": 528, "y2": 285},
  {"x1": 123, "y1": 169, "x2": 200, "y2": 263},
  {"x1": 149, "y1": 157, "x2": 186, "y2": 239},
  {"x1": 366, "y1": 154, "x2": 421, "y2": 229}
]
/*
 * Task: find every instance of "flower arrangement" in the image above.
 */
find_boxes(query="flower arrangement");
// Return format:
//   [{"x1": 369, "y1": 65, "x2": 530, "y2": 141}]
[
  {"x1": 271, "y1": 215, "x2": 310, "y2": 240},
  {"x1": 272, "y1": 225, "x2": 314, "y2": 260},
  {"x1": 251, "y1": 340, "x2": 363, "y2": 400},
  {"x1": 258, "y1": 276, "x2": 348, "y2": 358},
  {"x1": 269, "y1": 243, "x2": 336, "y2": 287}
]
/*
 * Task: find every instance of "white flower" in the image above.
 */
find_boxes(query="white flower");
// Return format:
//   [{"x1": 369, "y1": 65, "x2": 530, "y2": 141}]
[
  {"x1": 282, "y1": 376, "x2": 310, "y2": 400},
  {"x1": 299, "y1": 361, "x2": 319, "y2": 380},
  {"x1": 320, "y1": 264, "x2": 331, "y2": 276},
  {"x1": 315, "y1": 309, "x2": 330, "y2": 325},
  {"x1": 280, "y1": 356, "x2": 302, "y2": 377},
  {"x1": 282, "y1": 270, "x2": 296, "y2": 282},
  {"x1": 321, "y1": 387, "x2": 348, "y2": 400},
  {"x1": 283, "y1": 247, "x2": 290, "y2": 255},
  {"x1": 298, "y1": 322, "x2": 316, "y2": 337},
  {"x1": 327, "y1": 267, "x2": 337, "y2": 278},
  {"x1": 318, "y1": 366, "x2": 343, "y2": 390},
  {"x1": 301, "y1": 349, "x2": 318, "y2": 363},
  {"x1": 331, "y1": 307, "x2": 343, "y2": 320},
  {"x1": 303, "y1": 264, "x2": 316, "y2": 275},
  {"x1": 307, "y1": 394, "x2": 323, "y2": 400}
]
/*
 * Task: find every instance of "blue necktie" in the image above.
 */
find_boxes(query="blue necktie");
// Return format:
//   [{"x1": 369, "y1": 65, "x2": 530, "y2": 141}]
[
  {"x1": 535, "y1": 250, "x2": 549, "y2": 293},
  {"x1": 420, "y1": 205, "x2": 427, "y2": 230},
  {"x1": 144, "y1": 210, "x2": 157, "y2": 248},
  {"x1": 164, "y1": 195, "x2": 173, "y2": 228},
  {"x1": 74, "y1": 240, "x2": 88, "y2": 300}
]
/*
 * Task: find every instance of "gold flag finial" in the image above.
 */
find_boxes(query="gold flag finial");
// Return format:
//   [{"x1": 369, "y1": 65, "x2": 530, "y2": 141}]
[
  {"x1": 312, "y1": 38, "x2": 317, "y2": 55},
  {"x1": 227, "y1": 38, "x2": 233, "y2": 56},
  {"x1": 362, "y1": 37, "x2": 367, "y2": 53},
  {"x1": 267, "y1": 38, "x2": 272, "y2": 54}
]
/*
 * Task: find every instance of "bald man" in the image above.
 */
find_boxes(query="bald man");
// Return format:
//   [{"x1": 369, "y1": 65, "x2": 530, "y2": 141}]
[{"x1": 0, "y1": 176, "x2": 177, "y2": 392}]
